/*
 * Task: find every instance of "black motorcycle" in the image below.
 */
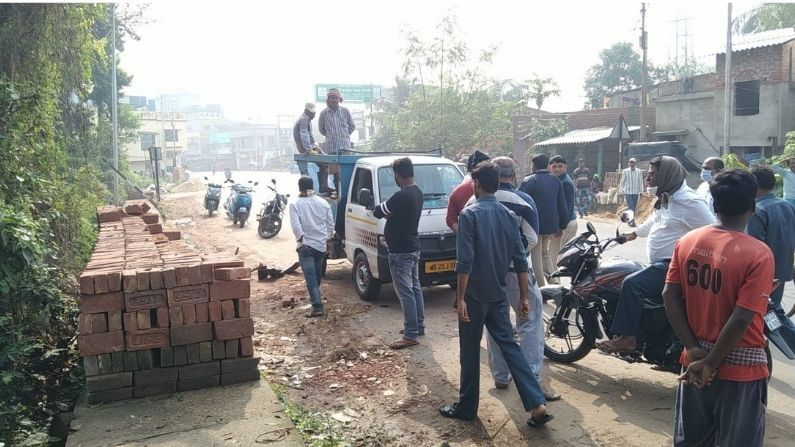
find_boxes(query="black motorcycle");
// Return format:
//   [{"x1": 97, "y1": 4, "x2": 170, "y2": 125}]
[
  {"x1": 542, "y1": 212, "x2": 776, "y2": 374},
  {"x1": 203, "y1": 177, "x2": 222, "y2": 216},
  {"x1": 257, "y1": 178, "x2": 289, "y2": 239}
]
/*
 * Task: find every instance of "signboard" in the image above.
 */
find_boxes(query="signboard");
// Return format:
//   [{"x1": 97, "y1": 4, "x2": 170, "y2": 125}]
[
  {"x1": 315, "y1": 84, "x2": 382, "y2": 102},
  {"x1": 609, "y1": 115, "x2": 631, "y2": 140}
]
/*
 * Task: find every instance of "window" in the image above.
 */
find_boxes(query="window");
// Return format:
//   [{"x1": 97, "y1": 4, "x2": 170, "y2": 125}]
[
  {"x1": 377, "y1": 164, "x2": 463, "y2": 209},
  {"x1": 350, "y1": 168, "x2": 373, "y2": 205},
  {"x1": 164, "y1": 129, "x2": 179, "y2": 142},
  {"x1": 735, "y1": 80, "x2": 759, "y2": 116},
  {"x1": 140, "y1": 133, "x2": 157, "y2": 151}
]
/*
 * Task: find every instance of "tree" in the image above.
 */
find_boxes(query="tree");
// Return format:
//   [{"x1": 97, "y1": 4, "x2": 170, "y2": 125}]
[
  {"x1": 525, "y1": 74, "x2": 560, "y2": 110},
  {"x1": 734, "y1": 3, "x2": 795, "y2": 35},
  {"x1": 583, "y1": 42, "x2": 644, "y2": 109},
  {"x1": 652, "y1": 60, "x2": 713, "y2": 83}
]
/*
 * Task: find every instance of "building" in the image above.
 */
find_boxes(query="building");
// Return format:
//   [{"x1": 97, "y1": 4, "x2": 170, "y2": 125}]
[{"x1": 123, "y1": 111, "x2": 188, "y2": 173}]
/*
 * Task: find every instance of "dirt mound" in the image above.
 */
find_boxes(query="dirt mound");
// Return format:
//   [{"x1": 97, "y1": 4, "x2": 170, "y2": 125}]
[{"x1": 169, "y1": 178, "x2": 205, "y2": 193}]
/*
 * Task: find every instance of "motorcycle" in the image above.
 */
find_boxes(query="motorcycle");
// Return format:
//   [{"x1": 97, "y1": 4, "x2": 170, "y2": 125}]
[
  {"x1": 257, "y1": 178, "x2": 289, "y2": 239},
  {"x1": 224, "y1": 179, "x2": 257, "y2": 228},
  {"x1": 203, "y1": 177, "x2": 222, "y2": 217},
  {"x1": 541, "y1": 211, "x2": 775, "y2": 374}
]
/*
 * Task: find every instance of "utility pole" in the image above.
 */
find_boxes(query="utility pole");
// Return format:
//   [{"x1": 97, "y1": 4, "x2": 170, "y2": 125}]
[
  {"x1": 111, "y1": 4, "x2": 120, "y2": 204},
  {"x1": 640, "y1": 3, "x2": 648, "y2": 142},
  {"x1": 722, "y1": 3, "x2": 733, "y2": 156}
]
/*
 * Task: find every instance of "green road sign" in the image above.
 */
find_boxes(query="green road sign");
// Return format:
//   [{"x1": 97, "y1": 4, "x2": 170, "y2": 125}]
[{"x1": 315, "y1": 84, "x2": 382, "y2": 102}]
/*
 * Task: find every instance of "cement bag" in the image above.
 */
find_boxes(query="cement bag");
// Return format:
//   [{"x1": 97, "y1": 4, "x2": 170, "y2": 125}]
[{"x1": 607, "y1": 187, "x2": 618, "y2": 204}]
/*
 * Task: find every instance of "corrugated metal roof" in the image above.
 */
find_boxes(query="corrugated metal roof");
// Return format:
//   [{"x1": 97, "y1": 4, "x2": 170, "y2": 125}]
[
  {"x1": 533, "y1": 126, "x2": 640, "y2": 147},
  {"x1": 718, "y1": 28, "x2": 795, "y2": 54}
]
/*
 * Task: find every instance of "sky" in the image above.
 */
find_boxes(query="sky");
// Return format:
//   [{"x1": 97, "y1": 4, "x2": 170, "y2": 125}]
[{"x1": 119, "y1": 0, "x2": 765, "y2": 123}]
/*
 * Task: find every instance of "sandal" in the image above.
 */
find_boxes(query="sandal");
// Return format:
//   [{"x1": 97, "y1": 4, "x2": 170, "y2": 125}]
[
  {"x1": 527, "y1": 412, "x2": 553, "y2": 428},
  {"x1": 389, "y1": 338, "x2": 419, "y2": 350},
  {"x1": 438, "y1": 403, "x2": 474, "y2": 421}
]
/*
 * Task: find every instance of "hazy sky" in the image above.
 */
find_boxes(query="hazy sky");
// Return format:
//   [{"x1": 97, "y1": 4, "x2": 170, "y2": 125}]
[{"x1": 120, "y1": 0, "x2": 763, "y2": 122}]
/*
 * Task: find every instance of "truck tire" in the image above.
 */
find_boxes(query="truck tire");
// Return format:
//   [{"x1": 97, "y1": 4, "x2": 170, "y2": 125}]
[{"x1": 353, "y1": 252, "x2": 381, "y2": 301}]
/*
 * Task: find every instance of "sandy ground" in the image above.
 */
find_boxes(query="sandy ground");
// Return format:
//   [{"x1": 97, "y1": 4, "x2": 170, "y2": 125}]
[{"x1": 159, "y1": 171, "x2": 795, "y2": 446}]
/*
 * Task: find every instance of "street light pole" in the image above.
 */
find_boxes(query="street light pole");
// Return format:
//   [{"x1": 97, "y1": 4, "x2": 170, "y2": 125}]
[
  {"x1": 111, "y1": 4, "x2": 120, "y2": 204},
  {"x1": 640, "y1": 2, "x2": 648, "y2": 142},
  {"x1": 722, "y1": 3, "x2": 733, "y2": 156}
]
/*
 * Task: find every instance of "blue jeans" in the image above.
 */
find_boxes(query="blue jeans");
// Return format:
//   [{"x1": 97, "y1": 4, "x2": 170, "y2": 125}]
[
  {"x1": 626, "y1": 194, "x2": 639, "y2": 223},
  {"x1": 388, "y1": 251, "x2": 425, "y2": 340},
  {"x1": 457, "y1": 297, "x2": 546, "y2": 419},
  {"x1": 610, "y1": 260, "x2": 670, "y2": 337},
  {"x1": 487, "y1": 270, "x2": 544, "y2": 383},
  {"x1": 298, "y1": 245, "x2": 326, "y2": 311}
]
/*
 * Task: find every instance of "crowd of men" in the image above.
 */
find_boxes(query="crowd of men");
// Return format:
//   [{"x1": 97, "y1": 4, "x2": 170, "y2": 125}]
[{"x1": 288, "y1": 106, "x2": 795, "y2": 441}]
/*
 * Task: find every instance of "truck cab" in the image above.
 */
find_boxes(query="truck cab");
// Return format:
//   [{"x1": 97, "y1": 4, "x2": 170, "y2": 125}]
[{"x1": 295, "y1": 151, "x2": 463, "y2": 300}]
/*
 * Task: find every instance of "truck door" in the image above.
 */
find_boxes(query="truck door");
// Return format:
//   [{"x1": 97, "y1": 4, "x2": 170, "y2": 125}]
[{"x1": 345, "y1": 167, "x2": 380, "y2": 277}]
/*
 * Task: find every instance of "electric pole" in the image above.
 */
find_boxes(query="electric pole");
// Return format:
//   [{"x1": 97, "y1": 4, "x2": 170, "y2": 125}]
[
  {"x1": 640, "y1": 3, "x2": 648, "y2": 142},
  {"x1": 722, "y1": 3, "x2": 733, "y2": 156},
  {"x1": 111, "y1": 4, "x2": 119, "y2": 204}
]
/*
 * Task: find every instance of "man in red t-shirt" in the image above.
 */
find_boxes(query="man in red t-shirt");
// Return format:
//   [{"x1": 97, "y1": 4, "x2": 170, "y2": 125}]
[
  {"x1": 446, "y1": 150, "x2": 489, "y2": 233},
  {"x1": 662, "y1": 169, "x2": 774, "y2": 447}
]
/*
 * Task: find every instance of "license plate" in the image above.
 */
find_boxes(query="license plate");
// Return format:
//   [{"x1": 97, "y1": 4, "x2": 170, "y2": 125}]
[
  {"x1": 425, "y1": 260, "x2": 456, "y2": 274},
  {"x1": 764, "y1": 311, "x2": 782, "y2": 331}
]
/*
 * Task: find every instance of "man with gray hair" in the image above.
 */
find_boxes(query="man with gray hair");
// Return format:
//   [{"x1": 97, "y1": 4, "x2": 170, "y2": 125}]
[{"x1": 467, "y1": 157, "x2": 560, "y2": 400}]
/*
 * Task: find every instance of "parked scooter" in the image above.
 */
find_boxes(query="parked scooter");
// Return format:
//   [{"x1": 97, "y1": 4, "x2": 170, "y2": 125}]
[
  {"x1": 541, "y1": 211, "x2": 776, "y2": 374},
  {"x1": 257, "y1": 179, "x2": 289, "y2": 239},
  {"x1": 224, "y1": 179, "x2": 257, "y2": 228},
  {"x1": 203, "y1": 177, "x2": 222, "y2": 217}
]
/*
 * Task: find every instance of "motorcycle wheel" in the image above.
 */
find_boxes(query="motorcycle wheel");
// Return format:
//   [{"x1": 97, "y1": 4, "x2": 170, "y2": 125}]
[
  {"x1": 239, "y1": 213, "x2": 247, "y2": 228},
  {"x1": 208, "y1": 209, "x2": 214, "y2": 217},
  {"x1": 542, "y1": 291, "x2": 593, "y2": 363},
  {"x1": 258, "y1": 216, "x2": 282, "y2": 239}
]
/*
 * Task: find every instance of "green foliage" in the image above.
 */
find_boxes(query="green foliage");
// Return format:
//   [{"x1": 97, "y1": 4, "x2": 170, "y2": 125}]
[
  {"x1": 521, "y1": 118, "x2": 568, "y2": 151},
  {"x1": 584, "y1": 42, "x2": 644, "y2": 109},
  {"x1": 272, "y1": 385, "x2": 347, "y2": 447},
  {"x1": 653, "y1": 60, "x2": 713, "y2": 83},
  {"x1": 734, "y1": 3, "x2": 795, "y2": 35}
]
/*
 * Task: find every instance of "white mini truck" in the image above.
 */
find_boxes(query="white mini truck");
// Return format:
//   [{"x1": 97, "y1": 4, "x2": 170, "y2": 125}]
[{"x1": 294, "y1": 150, "x2": 464, "y2": 300}]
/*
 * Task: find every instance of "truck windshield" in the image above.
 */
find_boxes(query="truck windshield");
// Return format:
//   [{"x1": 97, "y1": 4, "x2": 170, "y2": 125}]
[{"x1": 377, "y1": 164, "x2": 464, "y2": 209}]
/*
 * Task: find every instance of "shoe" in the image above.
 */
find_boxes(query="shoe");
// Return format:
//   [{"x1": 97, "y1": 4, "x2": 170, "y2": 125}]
[
  {"x1": 542, "y1": 387, "x2": 561, "y2": 401},
  {"x1": 305, "y1": 309, "x2": 325, "y2": 318},
  {"x1": 439, "y1": 403, "x2": 475, "y2": 421},
  {"x1": 495, "y1": 382, "x2": 510, "y2": 389}
]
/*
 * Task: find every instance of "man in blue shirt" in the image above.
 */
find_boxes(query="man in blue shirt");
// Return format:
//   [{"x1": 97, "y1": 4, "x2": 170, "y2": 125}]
[
  {"x1": 748, "y1": 166, "x2": 795, "y2": 344},
  {"x1": 439, "y1": 162, "x2": 552, "y2": 427}
]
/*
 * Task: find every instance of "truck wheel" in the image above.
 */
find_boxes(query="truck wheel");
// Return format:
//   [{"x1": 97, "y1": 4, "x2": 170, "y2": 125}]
[{"x1": 353, "y1": 252, "x2": 380, "y2": 301}]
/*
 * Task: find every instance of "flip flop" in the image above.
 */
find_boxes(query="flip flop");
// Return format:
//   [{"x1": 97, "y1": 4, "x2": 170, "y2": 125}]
[
  {"x1": 527, "y1": 412, "x2": 554, "y2": 428},
  {"x1": 389, "y1": 338, "x2": 419, "y2": 350}
]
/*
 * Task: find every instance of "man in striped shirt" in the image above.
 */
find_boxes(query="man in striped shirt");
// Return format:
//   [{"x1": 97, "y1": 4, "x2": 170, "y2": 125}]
[
  {"x1": 619, "y1": 158, "x2": 644, "y2": 226},
  {"x1": 318, "y1": 88, "x2": 355, "y2": 154}
]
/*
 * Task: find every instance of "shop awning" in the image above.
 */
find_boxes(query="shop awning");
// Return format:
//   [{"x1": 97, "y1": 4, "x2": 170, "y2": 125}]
[
  {"x1": 532, "y1": 126, "x2": 640, "y2": 147},
  {"x1": 650, "y1": 128, "x2": 689, "y2": 136}
]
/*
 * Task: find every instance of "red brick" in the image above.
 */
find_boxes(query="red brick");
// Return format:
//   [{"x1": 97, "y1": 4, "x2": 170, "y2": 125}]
[
  {"x1": 148, "y1": 269, "x2": 164, "y2": 290},
  {"x1": 94, "y1": 274, "x2": 109, "y2": 294},
  {"x1": 79, "y1": 331, "x2": 125, "y2": 356},
  {"x1": 163, "y1": 230, "x2": 181, "y2": 241},
  {"x1": 235, "y1": 299, "x2": 250, "y2": 318},
  {"x1": 137, "y1": 311, "x2": 152, "y2": 330},
  {"x1": 125, "y1": 328, "x2": 170, "y2": 351},
  {"x1": 175, "y1": 267, "x2": 190, "y2": 286},
  {"x1": 214, "y1": 267, "x2": 251, "y2": 281},
  {"x1": 240, "y1": 337, "x2": 254, "y2": 357},
  {"x1": 162, "y1": 268, "x2": 177, "y2": 289},
  {"x1": 90, "y1": 313, "x2": 108, "y2": 333},
  {"x1": 188, "y1": 265, "x2": 203, "y2": 285},
  {"x1": 136, "y1": 271, "x2": 150, "y2": 291},
  {"x1": 182, "y1": 304, "x2": 197, "y2": 324},
  {"x1": 225, "y1": 339, "x2": 239, "y2": 358},
  {"x1": 213, "y1": 318, "x2": 254, "y2": 341},
  {"x1": 167, "y1": 284, "x2": 209, "y2": 307},
  {"x1": 141, "y1": 212, "x2": 159, "y2": 224},
  {"x1": 106, "y1": 271, "x2": 122, "y2": 293},
  {"x1": 221, "y1": 301, "x2": 235, "y2": 320},
  {"x1": 205, "y1": 259, "x2": 245, "y2": 269},
  {"x1": 123, "y1": 312, "x2": 138, "y2": 331},
  {"x1": 156, "y1": 307, "x2": 170, "y2": 328},
  {"x1": 107, "y1": 311, "x2": 123, "y2": 332},
  {"x1": 170, "y1": 322, "x2": 213, "y2": 346},
  {"x1": 147, "y1": 223, "x2": 163, "y2": 234},
  {"x1": 210, "y1": 280, "x2": 250, "y2": 301},
  {"x1": 122, "y1": 270, "x2": 138, "y2": 293},
  {"x1": 79, "y1": 273, "x2": 95, "y2": 295},
  {"x1": 208, "y1": 301, "x2": 222, "y2": 322},
  {"x1": 169, "y1": 306, "x2": 184, "y2": 326},
  {"x1": 195, "y1": 302, "x2": 209, "y2": 323},
  {"x1": 200, "y1": 264, "x2": 214, "y2": 283},
  {"x1": 124, "y1": 289, "x2": 167, "y2": 312},
  {"x1": 80, "y1": 292, "x2": 124, "y2": 313},
  {"x1": 78, "y1": 314, "x2": 93, "y2": 335}
]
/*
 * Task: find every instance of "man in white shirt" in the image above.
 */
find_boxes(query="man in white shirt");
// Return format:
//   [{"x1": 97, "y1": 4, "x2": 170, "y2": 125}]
[
  {"x1": 599, "y1": 156, "x2": 715, "y2": 353},
  {"x1": 695, "y1": 156, "x2": 724, "y2": 215},
  {"x1": 619, "y1": 158, "x2": 644, "y2": 226},
  {"x1": 289, "y1": 176, "x2": 335, "y2": 317}
]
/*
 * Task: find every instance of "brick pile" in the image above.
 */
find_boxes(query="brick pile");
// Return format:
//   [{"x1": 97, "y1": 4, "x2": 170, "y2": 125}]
[{"x1": 78, "y1": 202, "x2": 258, "y2": 404}]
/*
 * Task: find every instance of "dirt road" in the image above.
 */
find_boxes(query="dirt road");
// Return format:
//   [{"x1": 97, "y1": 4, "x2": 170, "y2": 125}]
[{"x1": 162, "y1": 173, "x2": 795, "y2": 446}]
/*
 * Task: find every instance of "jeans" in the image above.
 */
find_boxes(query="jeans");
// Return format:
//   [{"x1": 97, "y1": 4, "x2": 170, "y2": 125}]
[
  {"x1": 610, "y1": 260, "x2": 670, "y2": 337},
  {"x1": 487, "y1": 270, "x2": 544, "y2": 383},
  {"x1": 576, "y1": 188, "x2": 592, "y2": 217},
  {"x1": 297, "y1": 245, "x2": 326, "y2": 311},
  {"x1": 626, "y1": 194, "x2": 639, "y2": 223},
  {"x1": 388, "y1": 251, "x2": 425, "y2": 340},
  {"x1": 457, "y1": 297, "x2": 546, "y2": 419}
]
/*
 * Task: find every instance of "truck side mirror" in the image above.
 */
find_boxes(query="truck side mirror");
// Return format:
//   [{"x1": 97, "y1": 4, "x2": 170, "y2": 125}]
[{"x1": 358, "y1": 188, "x2": 374, "y2": 209}]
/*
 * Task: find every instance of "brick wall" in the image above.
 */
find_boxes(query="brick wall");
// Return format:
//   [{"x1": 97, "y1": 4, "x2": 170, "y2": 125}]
[{"x1": 717, "y1": 44, "x2": 785, "y2": 84}]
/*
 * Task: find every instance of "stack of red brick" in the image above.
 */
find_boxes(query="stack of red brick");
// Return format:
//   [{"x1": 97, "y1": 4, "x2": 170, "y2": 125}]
[{"x1": 78, "y1": 202, "x2": 258, "y2": 404}]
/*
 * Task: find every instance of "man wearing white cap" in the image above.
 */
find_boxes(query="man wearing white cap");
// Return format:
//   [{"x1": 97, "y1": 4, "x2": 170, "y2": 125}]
[
  {"x1": 293, "y1": 102, "x2": 319, "y2": 176},
  {"x1": 619, "y1": 158, "x2": 644, "y2": 226}
]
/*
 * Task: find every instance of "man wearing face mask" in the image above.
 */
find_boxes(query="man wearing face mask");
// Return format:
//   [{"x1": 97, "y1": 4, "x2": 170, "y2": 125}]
[
  {"x1": 696, "y1": 157, "x2": 724, "y2": 215},
  {"x1": 599, "y1": 156, "x2": 716, "y2": 354}
]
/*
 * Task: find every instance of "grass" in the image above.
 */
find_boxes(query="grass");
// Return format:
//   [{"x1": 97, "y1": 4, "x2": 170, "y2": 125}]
[{"x1": 270, "y1": 382, "x2": 349, "y2": 447}]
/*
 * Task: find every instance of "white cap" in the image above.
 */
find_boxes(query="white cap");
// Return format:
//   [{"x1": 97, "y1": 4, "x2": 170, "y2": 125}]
[
  {"x1": 628, "y1": 157, "x2": 637, "y2": 163},
  {"x1": 305, "y1": 103, "x2": 316, "y2": 113}
]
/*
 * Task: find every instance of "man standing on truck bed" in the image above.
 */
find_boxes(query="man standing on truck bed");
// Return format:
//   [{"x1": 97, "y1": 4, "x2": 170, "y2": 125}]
[
  {"x1": 373, "y1": 158, "x2": 426, "y2": 349},
  {"x1": 319, "y1": 88, "x2": 355, "y2": 154},
  {"x1": 293, "y1": 103, "x2": 328, "y2": 189}
]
